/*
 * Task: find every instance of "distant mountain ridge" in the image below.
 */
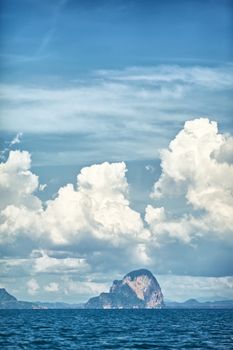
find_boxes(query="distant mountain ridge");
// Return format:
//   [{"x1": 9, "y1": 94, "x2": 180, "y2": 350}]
[
  {"x1": 166, "y1": 298, "x2": 233, "y2": 309},
  {"x1": 85, "y1": 269, "x2": 164, "y2": 309}
]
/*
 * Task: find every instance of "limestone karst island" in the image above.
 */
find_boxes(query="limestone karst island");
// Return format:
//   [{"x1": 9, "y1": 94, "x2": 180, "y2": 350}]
[{"x1": 85, "y1": 269, "x2": 164, "y2": 309}]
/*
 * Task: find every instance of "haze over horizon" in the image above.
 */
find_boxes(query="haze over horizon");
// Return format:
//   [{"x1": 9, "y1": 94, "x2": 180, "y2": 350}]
[{"x1": 0, "y1": 0, "x2": 233, "y2": 303}]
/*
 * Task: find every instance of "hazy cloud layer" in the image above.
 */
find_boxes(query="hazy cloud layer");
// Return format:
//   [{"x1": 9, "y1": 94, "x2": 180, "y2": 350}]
[
  {"x1": 1, "y1": 65, "x2": 233, "y2": 165},
  {"x1": 159, "y1": 275, "x2": 233, "y2": 302}
]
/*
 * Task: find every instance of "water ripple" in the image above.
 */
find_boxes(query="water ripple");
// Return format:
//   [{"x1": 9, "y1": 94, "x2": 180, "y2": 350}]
[{"x1": 0, "y1": 309, "x2": 232, "y2": 349}]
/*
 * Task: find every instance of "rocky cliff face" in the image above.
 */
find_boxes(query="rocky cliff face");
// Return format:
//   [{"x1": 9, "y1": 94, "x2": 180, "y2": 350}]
[
  {"x1": 0, "y1": 288, "x2": 17, "y2": 302},
  {"x1": 85, "y1": 269, "x2": 164, "y2": 309},
  {"x1": 0, "y1": 288, "x2": 41, "y2": 309}
]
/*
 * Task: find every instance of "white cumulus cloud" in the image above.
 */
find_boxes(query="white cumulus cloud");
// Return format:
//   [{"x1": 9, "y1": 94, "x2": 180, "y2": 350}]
[
  {"x1": 0, "y1": 150, "x2": 40, "y2": 211},
  {"x1": 0, "y1": 153, "x2": 148, "y2": 247},
  {"x1": 146, "y1": 118, "x2": 233, "y2": 243},
  {"x1": 0, "y1": 117, "x2": 232, "y2": 285}
]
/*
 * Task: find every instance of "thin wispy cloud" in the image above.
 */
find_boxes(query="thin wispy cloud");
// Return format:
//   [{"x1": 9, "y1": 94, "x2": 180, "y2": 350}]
[
  {"x1": 1, "y1": 65, "x2": 232, "y2": 165},
  {"x1": 97, "y1": 65, "x2": 233, "y2": 89},
  {"x1": 0, "y1": 132, "x2": 23, "y2": 161},
  {"x1": 9, "y1": 132, "x2": 23, "y2": 146},
  {"x1": 36, "y1": 0, "x2": 68, "y2": 56}
]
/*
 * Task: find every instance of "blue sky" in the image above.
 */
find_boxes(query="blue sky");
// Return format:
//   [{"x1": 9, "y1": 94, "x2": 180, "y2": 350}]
[
  {"x1": 1, "y1": 0, "x2": 232, "y2": 82},
  {"x1": 0, "y1": 0, "x2": 233, "y2": 303}
]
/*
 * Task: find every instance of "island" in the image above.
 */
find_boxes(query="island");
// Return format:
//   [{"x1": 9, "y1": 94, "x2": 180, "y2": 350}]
[{"x1": 85, "y1": 268, "x2": 164, "y2": 309}]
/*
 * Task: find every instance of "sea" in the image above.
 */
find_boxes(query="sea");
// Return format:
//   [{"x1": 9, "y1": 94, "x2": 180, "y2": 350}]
[{"x1": 0, "y1": 309, "x2": 232, "y2": 349}]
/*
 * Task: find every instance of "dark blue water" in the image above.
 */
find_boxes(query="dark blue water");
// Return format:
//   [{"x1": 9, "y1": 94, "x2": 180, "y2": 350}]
[{"x1": 0, "y1": 309, "x2": 232, "y2": 349}]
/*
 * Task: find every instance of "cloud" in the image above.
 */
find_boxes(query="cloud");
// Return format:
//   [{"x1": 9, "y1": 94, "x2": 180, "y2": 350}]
[
  {"x1": 39, "y1": 184, "x2": 47, "y2": 191},
  {"x1": 32, "y1": 250, "x2": 89, "y2": 274},
  {"x1": 0, "y1": 117, "x2": 232, "y2": 290},
  {"x1": 145, "y1": 205, "x2": 196, "y2": 244},
  {"x1": 0, "y1": 150, "x2": 154, "y2": 290},
  {"x1": 1, "y1": 65, "x2": 232, "y2": 165},
  {"x1": 0, "y1": 152, "x2": 148, "y2": 247},
  {"x1": 44, "y1": 282, "x2": 59, "y2": 292},
  {"x1": 42, "y1": 161, "x2": 148, "y2": 245},
  {"x1": 36, "y1": 0, "x2": 68, "y2": 56},
  {"x1": 0, "y1": 150, "x2": 43, "y2": 243},
  {"x1": 0, "y1": 150, "x2": 40, "y2": 210},
  {"x1": 158, "y1": 275, "x2": 233, "y2": 302},
  {"x1": 0, "y1": 133, "x2": 23, "y2": 161},
  {"x1": 98, "y1": 65, "x2": 233, "y2": 89},
  {"x1": 27, "y1": 278, "x2": 40, "y2": 295},
  {"x1": 2, "y1": 66, "x2": 232, "y2": 132},
  {"x1": 62, "y1": 276, "x2": 109, "y2": 297},
  {"x1": 146, "y1": 118, "x2": 233, "y2": 243},
  {"x1": 9, "y1": 132, "x2": 23, "y2": 146},
  {"x1": 0, "y1": 250, "x2": 90, "y2": 282},
  {"x1": 213, "y1": 136, "x2": 233, "y2": 164},
  {"x1": 145, "y1": 165, "x2": 155, "y2": 173}
]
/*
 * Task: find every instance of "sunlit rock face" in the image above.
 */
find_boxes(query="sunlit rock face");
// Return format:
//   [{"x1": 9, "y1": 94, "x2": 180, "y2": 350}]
[{"x1": 85, "y1": 269, "x2": 164, "y2": 309}]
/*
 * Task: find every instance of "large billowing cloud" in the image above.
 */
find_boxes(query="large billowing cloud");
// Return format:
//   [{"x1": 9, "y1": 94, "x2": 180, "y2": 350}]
[
  {"x1": 0, "y1": 118, "x2": 233, "y2": 302},
  {"x1": 0, "y1": 150, "x2": 43, "y2": 243},
  {"x1": 1, "y1": 118, "x2": 233, "y2": 248},
  {"x1": 146, "y1": 118, "x2": 233, "y2": 243},
  {"x1": 0, "y1": 152, "x2": 148, "y2": 246},
  {"x1": 43, "y1": 162, "x2": 148, "y2": 244}
]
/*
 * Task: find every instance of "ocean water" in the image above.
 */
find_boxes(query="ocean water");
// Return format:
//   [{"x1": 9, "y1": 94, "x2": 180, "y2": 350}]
[{"x1": 0, "y1": 309, "x2": 232, "y2": 349}]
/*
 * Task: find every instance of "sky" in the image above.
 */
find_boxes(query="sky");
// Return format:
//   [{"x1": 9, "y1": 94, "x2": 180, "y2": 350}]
[{"x1": 0, "y1": 0, "x2": 233, "y2": 303}]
